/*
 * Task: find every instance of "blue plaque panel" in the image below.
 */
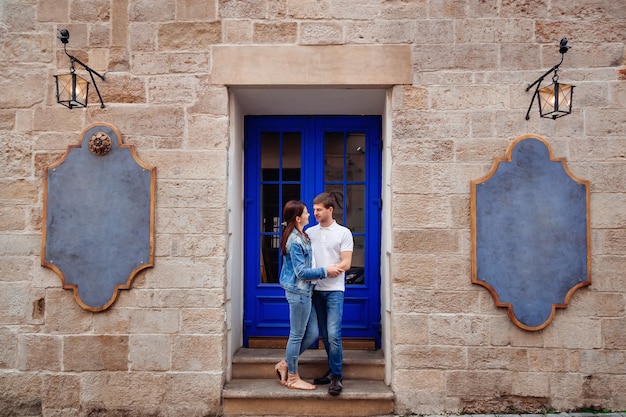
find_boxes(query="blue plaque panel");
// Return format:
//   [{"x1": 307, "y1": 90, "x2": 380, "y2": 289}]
[
  {"x1": 471, "y1": 135, "x2": 590, "y2": 330},
  {"x1": 42, "y1": 123, "x2": 155, "y2": 312}
]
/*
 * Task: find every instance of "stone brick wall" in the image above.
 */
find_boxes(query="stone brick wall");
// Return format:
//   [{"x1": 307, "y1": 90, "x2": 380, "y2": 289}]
[{"x1": 0, "y1": 0, "x2": 624, "y2": 415}]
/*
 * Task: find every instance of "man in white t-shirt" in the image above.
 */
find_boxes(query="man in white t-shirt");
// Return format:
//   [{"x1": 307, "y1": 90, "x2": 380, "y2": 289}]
[{"x1": 307, "y1": 192, "x2": 353, "y2": 396}]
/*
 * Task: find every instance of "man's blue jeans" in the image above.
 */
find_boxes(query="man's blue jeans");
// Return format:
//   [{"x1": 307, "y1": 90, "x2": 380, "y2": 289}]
[
  {"x1": 285, "y1": 290, "x2": 318, "y2": 374},
  {"x1": 313, "y1": 290, "x2": 344, "y2": 378}
]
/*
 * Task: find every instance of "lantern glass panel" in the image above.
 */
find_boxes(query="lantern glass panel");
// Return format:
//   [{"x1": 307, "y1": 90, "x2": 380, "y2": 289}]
[
  {"x1": 538, "y1": 82, "x2": 573, "y2": 120},
  {"x1": 55, "y1": 73, "x2": 89, "y2": 108}
]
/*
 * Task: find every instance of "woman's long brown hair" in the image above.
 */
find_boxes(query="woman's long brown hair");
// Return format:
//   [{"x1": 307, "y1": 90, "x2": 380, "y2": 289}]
[{"x1": 280, "y1": 200, "x2": 309, "y2": 256}]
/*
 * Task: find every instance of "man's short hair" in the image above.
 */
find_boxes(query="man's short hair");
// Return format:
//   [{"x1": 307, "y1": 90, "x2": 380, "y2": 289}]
[{"x1": 313, "y1": 192, "x2": 336, "y2": 210}]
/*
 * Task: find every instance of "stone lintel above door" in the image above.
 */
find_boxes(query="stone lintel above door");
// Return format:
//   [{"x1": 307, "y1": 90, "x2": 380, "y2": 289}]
[{"x1": 211, "y1": 45, "x2": 412, "y2": 86}]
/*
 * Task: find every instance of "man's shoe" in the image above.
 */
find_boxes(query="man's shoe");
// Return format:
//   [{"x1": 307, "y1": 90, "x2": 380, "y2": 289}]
[
  {"x1": 313, "y1": 370, "x2": 331, "y2": 385},
  {"x1": 328, "y1": 375, "x2": 343, "y2": 396}
]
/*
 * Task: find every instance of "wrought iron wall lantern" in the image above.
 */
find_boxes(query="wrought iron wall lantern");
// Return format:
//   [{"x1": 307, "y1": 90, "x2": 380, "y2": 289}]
[
  {"x1": 525, "y1": 38, "x2": 574, "y2": 120},
  {"x1": 55, "y1": 29, "x2": 106, "y2": 109}
]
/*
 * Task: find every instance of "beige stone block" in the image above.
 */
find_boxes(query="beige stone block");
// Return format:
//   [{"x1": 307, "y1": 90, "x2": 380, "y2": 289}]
[
  {"x1": 128, "y1": 0, "x2": 174, "y2": 21},
  {"x1": 0, "y1": 283, "x2": 45, "y2": 325},
  {"x1": 581, "y1": 349, "x2": 626, "y2": 374},
  {"x1": 144, "y1": 257, "x2": 226, "y2": 290},
  {"x1": 455, "y1": 138, "x2": 511, "y2": 162},
  {"x1": 135, "y1": 288, "x2": 225, "y2": 309},
  {"x1": 219, "y1": 0, "x2": 267, "y2": 18},
  {"x1": 300, "y1": 22, "x2": 343, "y2": 45},
  {"x1": 158, "y1": 22, "x2": 221, "y2": 50},
  {"x1": 568, "y1": 137, "x2": 626, "y2": 162},
  {"x1": 511, "y1": 372, "x2": 550, "y2": 397},
  {"x1": 489, "y1": 316, "x2": 545, "y2": 348},
  {"x1": 70, "y1": 0, "x2": 111, "y2": 22},
  {"x1": 0, "y1": 206, "x2": 27, "y2": 231},
  {"x1": 187, "y1": 115, "x2": 228, "y2": 149},
  {"x1": 392, "y1": 86, "x2": 429, "y2": 111},
  {"x1": 591, "y1": 255, "x2": 626, "y2": 292},
  {"x1": 87, "y1": 106, "x2": 184, "y2": 138},
  {"x1": 253, "y1": 22, "x2": 297, "y2": 43},
  {"x1": 429, "y1": 314, "x2": 490, "y2": 346},
  {"x1": 566, "y1": 291, "x2": 624, "y2": 318},
  {"x1": 98, "y1": 73, "x2": 146, "y2": 104},
  {"x1": 393, "y1": 229, "x2": 459, "y2": 253},
  {"x1": 331, "y1": 0, "x2": 380, "y2": 19},
  {"x1": 434, "y1": 254, "x2": 472, "y2": 290},
  {"x1": 180, "y1": 234, "x2": 228, "y2": 257},
  {"x1": 211, "y1": 45, "x2": 412, "y2": 85},
  {"x1": 529, "y1": 348, "x2": 580, "y2": 373},
  {"x1": 171, "y1": 334, "x2": 224, "y2": 371},
  {"x1": 223, "y1": 19, "x2": 253, "y2": 43},
  {"x1": 346, "y1": 21, "x2": 414, "y2": 44},
  {"x1": 157, "y1": 207, "x2": 226, "y2": 234},
  {"x1": 0, "y1": 134, "x2": 33, "y2": 178},
  {"x1": 467, "y1": 347, "x2": 529, "y2": 371},
  {"x1": 128, "y1": 25, "x2": 158, "y2": 52},
  {"x1": 391, "y1": 253, "x2": 436, "y2": 287},
  {"x1": 64, "y1": 335, "x2": 129, "y2": 371},
  {"x1": 38, "y1": 1, "x2": 69, "y2": 22},
  {"x1": 391, "y1": 313, "x2": 428, "y2": 345},
  {"x1": 188, "y1": 83, "x2": 228, "y2": 115},
  {"x1": 392, "y1": 194, "x2": 451, "y2": 228},
  {"x1": 392, "y1": 138, "x2": 454, "y2": 164},
  {"x1": 81, "y1": 372, "x2": 166, "y2": 409},
  {"x1": 164, "y1": 372, "x2": 223, "y2": 413},
  {"x1": 287, "y1": 0, "x2": 330, "y2": 18},
  {"x1": 0, "y1": 234, "x2": 40, "y2": 257},
  {"x1": 431, "y1": 84, "x2": 510, "y2": 110},
  {"x1": 181, "y1": 308, "x2": 225, "y2": 334},
  {"x1": 394, "y1": 287, "x2": 479, "y2": 315},
  {"x1": 169, "y1": 52, "x2": 210, "y2": 73},
  {"x1": 550, "y1": 371, "x2": 583, "y2": 399},
  {"x1": 394, "y1": 368, "x2": 445, "y2": 391},
  {"x1": 147, "y1": 75, "x2": 197, "y2": 104},
  {"x1": 0, "y1": 256, "x2": 34, "y2": 282},
  {"x1": 143, "y1": 150, "x2": 226, "y2": 180},
  {"x1": 0, "y1": 373, "x2": 43, "y2": 415},
  {"x1": 91, "y1": 307, "x2": 131, "y2": 333},
  {"x1": 413, "y1": 44, "x2": 498, "y2": 71},
  {"x1": 591, "y1": 193, "x2": 626, "y2": 228},
  {"x1": 131, "y1": 52, "x2": 169, "y2": 75},
  {"x1": 129, "y1": 334, "x2": 171, "y2": 370},
  {"x1": 543, "y1": 316, "x2": 602, "y2": 349},
  {"x1": 446, "y1": 370, "x2": 513, "y2": 396},
  {"x1": 42, "y1": 289, "x2": 93, "y2": 333},
  {"x1": 176, "y1": 0, "x2": 216, "y2": 19},
  {"x1": 42, "y1": 374, "x2": 80, "y2": 410},
  {"x1": 18, "y1": 334, "x2": 61, "y2": 371},
  {"x1": 411, "y1": 20, "x2": 454, "y2": 44},
  {"x1": 157, "y1": 179, "x2": 227, "y2": 208},
  {"x1": 602, "y1": 229, "x2": 626, "y2": 254},
  {"x1": 393, "y1": 344, "x2": 467, "y2": 371},
  {"x1": 391, "y1": 164, "x2": 431, "y2": 194},
  {"x1": 0, "y1": 327, "x2": 18, "y2": 368},
  {"x1": 129, "y1": 308, "x2": 179, "y2": 334}
]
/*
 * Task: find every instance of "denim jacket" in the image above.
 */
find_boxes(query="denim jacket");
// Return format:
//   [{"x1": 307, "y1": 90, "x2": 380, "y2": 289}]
[{"x1": 279, "y1": 229, "x2": 326, "y2": 296}]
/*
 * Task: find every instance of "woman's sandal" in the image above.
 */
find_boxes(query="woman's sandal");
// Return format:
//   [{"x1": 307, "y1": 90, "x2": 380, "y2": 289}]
[
  {"x1": 274, "y1": 359, "x2": 288, "y2": 385},
  {"x1": 286, "y1": 373, "x2": 316, "y2": 390}
]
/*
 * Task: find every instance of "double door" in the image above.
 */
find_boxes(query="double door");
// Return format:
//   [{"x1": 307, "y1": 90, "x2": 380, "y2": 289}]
[{"x1": 243, "y1": 116, "x2": 382, "y2": 348}]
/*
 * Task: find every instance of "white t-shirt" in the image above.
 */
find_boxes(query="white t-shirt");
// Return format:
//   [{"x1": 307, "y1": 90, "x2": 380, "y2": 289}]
[{"x1": 307, "y1": 220, "x2": 354, "y2": 292}]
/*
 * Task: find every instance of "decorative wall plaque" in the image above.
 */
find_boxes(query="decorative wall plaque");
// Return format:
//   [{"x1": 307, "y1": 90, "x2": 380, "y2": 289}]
[
  {"x1": 41, "y1": 123, "x2": 155, "y2": 312},
  {"x1": 471, "y1": 135, "x2": 591, "y2": 330}
]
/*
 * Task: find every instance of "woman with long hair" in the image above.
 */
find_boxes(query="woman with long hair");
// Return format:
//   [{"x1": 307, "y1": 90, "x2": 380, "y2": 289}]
[{"x1": 274, "y1": 200, "x2": 343, "y2": 390}]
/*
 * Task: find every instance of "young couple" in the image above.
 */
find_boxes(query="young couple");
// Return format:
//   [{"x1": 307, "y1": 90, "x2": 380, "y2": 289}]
[{"x1": 274, "y1": 192, "x2": 353, "y2": 396}]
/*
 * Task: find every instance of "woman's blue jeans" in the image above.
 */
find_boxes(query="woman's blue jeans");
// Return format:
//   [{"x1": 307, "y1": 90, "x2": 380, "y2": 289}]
[
  {"x1": 312, "y1": 290, "x2": 344, "y2": 378},
  {"x1": 285, "y1": 290, "x2": 318, "y2": 374}
]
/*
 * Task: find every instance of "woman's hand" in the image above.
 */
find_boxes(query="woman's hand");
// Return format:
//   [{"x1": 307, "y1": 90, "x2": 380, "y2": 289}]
[{"x1": 325, "y1": 265, "x2": 344, "y2": 278}]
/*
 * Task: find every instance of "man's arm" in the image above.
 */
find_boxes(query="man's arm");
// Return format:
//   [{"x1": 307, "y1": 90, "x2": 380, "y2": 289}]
[{"x1": 335, "y1": 251, "x2": 352, "y2": 271}]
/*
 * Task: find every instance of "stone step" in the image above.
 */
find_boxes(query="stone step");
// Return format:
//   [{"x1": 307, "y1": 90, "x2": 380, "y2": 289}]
[
  {"x1": 231, "y1": 348, "x2": 385, "y2": 381},
  {"x1": 223, "y1": 348, "x2": 393, "y2": 417},
  {"x1": 223, "y1": 379, "x2": 394, "y2": 417}
]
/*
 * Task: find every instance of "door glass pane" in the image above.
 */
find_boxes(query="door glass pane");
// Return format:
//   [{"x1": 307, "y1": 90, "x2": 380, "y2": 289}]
[
  {"x1": 324, "y1": 132, "x2": 344, "y2": 182},
  {"x1": 260, "y1": 131, "x2": 301, "y2": 284},
  {"x1": 347, "y1": 235, "x2": 365, "y2": 286},
  {"x1": 346, "y1": 133, "x2": 365, "y2": 182},
  {"x1": 346, "y1": 184, "x2": 365, "y2": 234}
]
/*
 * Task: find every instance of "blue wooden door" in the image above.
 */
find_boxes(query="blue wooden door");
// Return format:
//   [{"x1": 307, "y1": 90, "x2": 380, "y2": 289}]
[{"x1": 244, "y1": 116, "x2": 382, "y2": 348}]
